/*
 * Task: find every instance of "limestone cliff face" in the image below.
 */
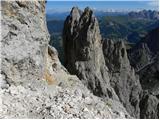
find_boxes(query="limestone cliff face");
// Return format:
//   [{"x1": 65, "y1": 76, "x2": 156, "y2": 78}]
[
  {"x1": 1, "y1": 0, "x2": 49, "y2": 87},
  {"x1": 63, "y1": 7, "x2": 115, "y2": 98},
  {"x1": 103, "y1": 39, "x2": 142, "y2": 118}
]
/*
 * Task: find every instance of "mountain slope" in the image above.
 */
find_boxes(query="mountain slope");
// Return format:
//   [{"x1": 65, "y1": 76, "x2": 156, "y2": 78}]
[
  {"x1": 62, "y1": 7, "x2": 145, "y2": 118},
  {"x1": 99, "y1": 15, "x2": 158, "y2": 43},
  {"x1": 1, "y1": 1, "x2": 130, "y2": 119},
  {"x1": 128, "y1": 27, "x2": 159, "y2": 119},
  {"x1": 128, "y1": 27, "x2": 159, "y2": 70}
]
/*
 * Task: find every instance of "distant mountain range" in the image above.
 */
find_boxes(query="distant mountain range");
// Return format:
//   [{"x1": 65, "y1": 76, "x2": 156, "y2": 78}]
[
  {"x1": 46, "y1": 10, "x2": 159, "y2": 20},
  {"x1": 47, "y1": 10, "x2": 159, "y2": 45},
  {"x1": 46, "y1": 12, "x2": 69, "y2": 20},
  {"x1": 128, "y1": 10, "x2": 159, "y2": 20},
  {"x1": 46, "y1": 11, "x2": 128, "y2": 20},
  {"x1": 99, "y1": 15, "x2": 158, "y2": 43}
]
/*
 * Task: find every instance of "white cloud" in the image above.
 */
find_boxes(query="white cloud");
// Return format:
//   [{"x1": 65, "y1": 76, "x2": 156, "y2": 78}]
[{"x1": 147, "y1": 0, "x2": 159, "y2": 7}]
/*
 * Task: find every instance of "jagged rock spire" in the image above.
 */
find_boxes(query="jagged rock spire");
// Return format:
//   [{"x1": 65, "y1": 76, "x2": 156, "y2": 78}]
[{"x1": 63, "y1": 7, "x2": 116, "y2": 98}]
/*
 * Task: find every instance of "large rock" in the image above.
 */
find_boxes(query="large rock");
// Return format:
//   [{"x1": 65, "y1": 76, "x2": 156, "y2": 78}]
[
  {"x1": 140, "y1": 92, "x2": 159, "y2": 119},
  {"x1": 103, "y1": 39, "x2": 142, "y2": 118},
  {"x1": 63, "y1": 7, "x2": 116, "y2": 98},
  {"x1": 1, "y1": 1, "x2": 49, "y2": 87}
]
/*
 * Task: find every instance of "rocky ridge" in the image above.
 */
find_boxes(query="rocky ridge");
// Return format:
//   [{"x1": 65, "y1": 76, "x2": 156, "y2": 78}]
[
  {"x1": 1, "y1": 44, "x2": 130, "y2": 118},
  {"x1": 1, "y1": 1, "x2": 158, "y2": 119},
  {"x1": 63, "y1": 7, "x2": 159, "y2": 119},
  {"x1": 0, "y1": 1, "x2": 130, "y2": 119},
  {"x1": 63, "y1": 6, "x2": 142, "y2": 118}
]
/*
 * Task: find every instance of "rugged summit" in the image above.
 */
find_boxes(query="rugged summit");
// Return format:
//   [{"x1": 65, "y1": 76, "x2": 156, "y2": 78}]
[
  {"x1": 63, "y1": 7, "x2": 146, "y2": 118},
  {"x1": 63, "y1": 7, "x2": 115, "y2": 98},
  {"x1": 103, "y1": 39, "x2": 142, "y2": 118}
]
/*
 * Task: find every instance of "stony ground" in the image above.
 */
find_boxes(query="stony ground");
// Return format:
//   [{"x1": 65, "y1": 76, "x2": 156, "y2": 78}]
[
  {"x1": 0, "y1": 42, "x2": 131, "y2": 119},
  {"x1": 0, "y1": 83, "x2": 129, "y2": 119}
]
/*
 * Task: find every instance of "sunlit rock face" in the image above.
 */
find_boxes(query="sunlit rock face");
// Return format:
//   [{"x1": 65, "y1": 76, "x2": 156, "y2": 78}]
[{"x1": 1, "y1": 0, "x2": 49, "y2": 87}]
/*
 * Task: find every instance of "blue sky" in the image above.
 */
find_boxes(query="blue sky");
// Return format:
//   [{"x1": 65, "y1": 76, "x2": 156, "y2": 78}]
[{"x1": 46, "y1": 0, "x2": 159, "y2": 13}]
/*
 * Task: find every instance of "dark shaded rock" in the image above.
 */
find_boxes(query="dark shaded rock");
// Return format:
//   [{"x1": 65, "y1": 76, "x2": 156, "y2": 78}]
[
  {"x1": 138, "y1": 56, "x2": 159, "y2": 119},
  {"x1": 103, "y1": 39, "x2": 142, "y2": 118},
  {"x1": 138, "y1": 56, "x2": 159, "y2": 92},
  {"x1": 140, "y1": 92, "x2": 159, "y2": 119},
  {"x1": 63, "y1": 7, "x2": 116, "y2": 98},
  {"x1": 128, "y1": 27, "x2": 159, "y2": 71},
  {"x1": 128, "y1": 27, "x2": 159, "y2": 119}
]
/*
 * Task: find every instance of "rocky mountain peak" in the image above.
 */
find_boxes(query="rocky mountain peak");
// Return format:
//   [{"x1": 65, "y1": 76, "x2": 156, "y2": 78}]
[
  {"x1": 63, "y1": 7, "x2": 102, "y2": 63},
  {"x1": 63, "y1": 7, "x2": 115, "y2": 98},
  {"x1": 63, "y1": 7, "x2": 144, "y2": 118},
  {"x1": 81, "y1": 7, "x2": 93, "y2": 19},
  {"x1": 70, "y1": 7, "x2": 81, "y2": 22}
]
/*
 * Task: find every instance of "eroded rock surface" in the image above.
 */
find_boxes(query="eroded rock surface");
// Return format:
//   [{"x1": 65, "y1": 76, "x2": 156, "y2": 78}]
[
  {"x1": 0, "y1": 81, "x2": 130, "y2": 119},
  {"x1": 1, "y1": 0, "x2": 49, "y2": 87},
  {"x1": 63, "y1": 7, "x2": 116, "y2": 98},
  {"x1": 103, "y1": 39, "x2": 142, "y2": 118}
]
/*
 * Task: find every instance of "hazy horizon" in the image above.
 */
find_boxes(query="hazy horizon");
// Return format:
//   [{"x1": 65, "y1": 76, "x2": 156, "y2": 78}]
[{"x1": 46, "y1": 0, "x2": 159, "y2": 13}]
